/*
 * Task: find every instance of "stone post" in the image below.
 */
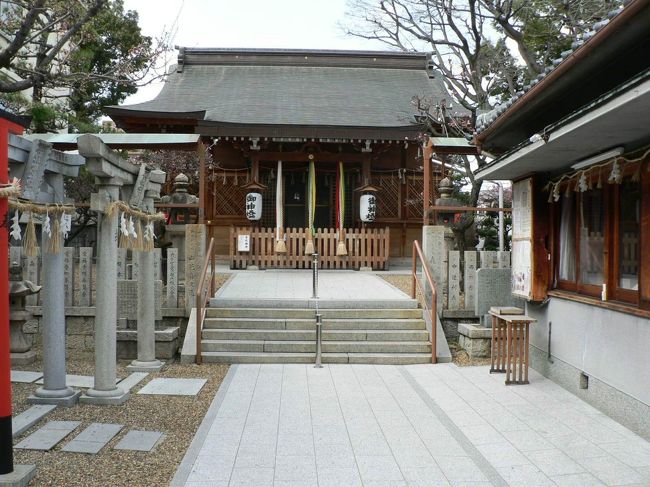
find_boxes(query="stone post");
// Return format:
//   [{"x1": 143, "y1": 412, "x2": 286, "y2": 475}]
[
  {"x1": 29, "y1": 231, "x2": 81, "y2": 406},
  {"x1": 422, "y1": 225, "x2": 454, "y2": 311},
  {"x1": 128, "y1": 194, "x2": 163, "y2": 372},
  {"x1": 80, "y1": 180, "x2": 129, "y2": 405}
]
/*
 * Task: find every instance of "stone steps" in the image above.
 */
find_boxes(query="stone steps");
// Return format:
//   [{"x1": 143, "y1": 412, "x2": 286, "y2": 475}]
[
  {"x1": 206, "y1": 308, "x2": 423, "y2": 319},
  {"x1": 199, "y1": 351, "x2": 433, "y2": 365},
  {"x1": 203, "y1": 318, "x2": 427, "y2": 330},
  {"x1": 209, "y1": 298, "x2": 419, "y2": 309},
  {"x1": 201, "y1": 339, "x2": 432, "y2": 354},
  {"x1": 189, "y1": 303, "x2": 445, "y2": 365},
  {"x1": 201, "y1": 328, "x2": 430, "y2": 342}
]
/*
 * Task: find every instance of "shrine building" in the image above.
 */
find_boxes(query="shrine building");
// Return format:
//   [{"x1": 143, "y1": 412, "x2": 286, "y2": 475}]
[{"x1": 106, "y1": 48, "x2": 470, "y2": 269}]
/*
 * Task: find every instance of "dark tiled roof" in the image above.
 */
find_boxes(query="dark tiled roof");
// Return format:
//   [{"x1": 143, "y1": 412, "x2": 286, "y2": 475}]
[
  {"x1": 108, "y1": 48, "x2": 469, "y2": 129},
  {"x1": 474, "y1": 2, "x2": 627, "y2": 135}
]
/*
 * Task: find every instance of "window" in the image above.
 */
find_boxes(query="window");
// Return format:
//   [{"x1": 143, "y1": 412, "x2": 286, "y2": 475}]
[{"x1": 553, "y1": 170, "x2": 643, "y2": 305}]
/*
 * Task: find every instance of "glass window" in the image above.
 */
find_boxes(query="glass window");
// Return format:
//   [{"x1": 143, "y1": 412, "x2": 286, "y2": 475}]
[
  {"x1": 579, "y1": 189, "x2": 605, "y2": 286},
  {"x1": 618, "y1": 179, "x2": 640, "y2": 290},
  {"x1": 558, "y1": 195, "x2": 576, "y2": 281}
]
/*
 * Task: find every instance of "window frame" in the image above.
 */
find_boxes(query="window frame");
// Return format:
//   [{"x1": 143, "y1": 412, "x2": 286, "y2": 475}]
[{"x1": 551, "y1": 167, "x2": 644, "y2": 306}]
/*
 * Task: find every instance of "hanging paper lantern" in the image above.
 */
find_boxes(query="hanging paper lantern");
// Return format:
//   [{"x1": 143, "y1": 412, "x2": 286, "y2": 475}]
[
  {"x1": 360, "y1": 194, "x2": 377, "y2": 222},
  {"x1": 245, "y1": 192, "x2": 262, "y2": 221}
]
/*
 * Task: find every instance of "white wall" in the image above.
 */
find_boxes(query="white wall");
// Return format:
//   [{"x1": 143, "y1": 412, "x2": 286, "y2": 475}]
[{"x1": 526, "y1": 297, "x2": 650, "y2": 407}]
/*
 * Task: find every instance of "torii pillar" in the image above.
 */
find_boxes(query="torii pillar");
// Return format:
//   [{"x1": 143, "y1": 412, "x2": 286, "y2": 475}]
[{"x1": 127, "y1": 190, "x2": 164, "y2": 372}]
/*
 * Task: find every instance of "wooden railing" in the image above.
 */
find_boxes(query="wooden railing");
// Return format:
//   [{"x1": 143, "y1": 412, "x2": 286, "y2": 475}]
[
  {"x1": 195, "y1": 237, "x2": 216, "y2": 364},
  {"x1": 230, "y1": 227, "x2": 390, "y2": 270},
  {"x1": 411, "y1": 240, "x2": 437, "y2": 364}
]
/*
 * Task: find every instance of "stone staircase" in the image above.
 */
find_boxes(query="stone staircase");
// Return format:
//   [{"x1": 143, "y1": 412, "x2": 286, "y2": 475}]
[{"x1": 197, "y1": 307, "x2": 435, "y2": 365}]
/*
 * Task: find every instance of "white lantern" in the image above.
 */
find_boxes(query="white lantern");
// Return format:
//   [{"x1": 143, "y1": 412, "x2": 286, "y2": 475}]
[
  {"x1": 245, "y1": 192, "x2": 262, "y2": 221},
  {"x1": 360, "y1": 194, "x2": 377, "y2": 222}
]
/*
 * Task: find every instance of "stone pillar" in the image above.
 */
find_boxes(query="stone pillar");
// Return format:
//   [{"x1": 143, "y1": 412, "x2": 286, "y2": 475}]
[
  {"x1": 128, "y1": 195, "x2": 163, "y2": 372},
  {"x1": 184, "y1": 224, "x2": 207, "y2": 316},
  {"x1": 422, "y1": 225, "x2": 454, "y2": 311},
  {"x1": 29, "y1": 230, "x2": 80, "y2": 406},
  {"x1": 81, "y1": 181, "x2": 128, "y2": 405}
]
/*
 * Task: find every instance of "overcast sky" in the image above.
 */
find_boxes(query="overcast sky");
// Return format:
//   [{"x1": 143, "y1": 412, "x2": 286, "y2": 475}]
[{"x1": 122, "y1": 0, "x2": 386, "y2": 105}]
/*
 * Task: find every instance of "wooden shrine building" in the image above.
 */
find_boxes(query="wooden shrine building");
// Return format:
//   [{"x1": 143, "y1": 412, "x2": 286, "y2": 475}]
[{"x1": 106, "y1": 48, "x2": 469, "y2": 268}]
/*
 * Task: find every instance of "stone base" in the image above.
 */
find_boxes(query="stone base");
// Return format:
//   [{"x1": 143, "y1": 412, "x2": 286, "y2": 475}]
[
  {"x1": 458, "y1": 323, "x2": 491, "y2": 358},
  {"x1": 359, "y1": 266, "x2": 373, "y2": 272},
  {"x1": 246, "y1": 265, "x2": 259, "y2": 270},
  {"x1": 27, "y1": 389, "x2": 81, "y2": 407},
  {"x1": 10, "y1": 351, "x2": 36, "y2": 366},
  {"x1": 0, "y1": 465, "x2": 37, "y2": 487},
  {"x1": 117, "y1": 327, "x2": 180, "y2": 360},
  {"x1": 80, "y1": 389, "x2": 130, "y2": 406},
  {"x1": 127, "y1": 360, "x2": 165, "y2": 373}
]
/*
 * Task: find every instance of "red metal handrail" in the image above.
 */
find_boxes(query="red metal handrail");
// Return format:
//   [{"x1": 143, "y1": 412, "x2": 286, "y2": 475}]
[
  {"x1": 411, "y1": 240, "x2": 437, "y2": 364},
  {"x1": 195, "y1": 237, "x2": 216, "y2": 364}
]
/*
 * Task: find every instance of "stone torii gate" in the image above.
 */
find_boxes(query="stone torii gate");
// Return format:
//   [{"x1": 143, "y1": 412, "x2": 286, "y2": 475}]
[
  {"x1": 76, "y1": 134, "x2": 165, "y2": 405},
  {"x1": 7, "y1": 134, "x2": 85, "y2": 408}
]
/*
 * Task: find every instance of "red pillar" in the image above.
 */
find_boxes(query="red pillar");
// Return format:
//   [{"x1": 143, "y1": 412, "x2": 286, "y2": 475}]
[{"x1": 0, "y1": 115, "x2": 25, "y2": 475}]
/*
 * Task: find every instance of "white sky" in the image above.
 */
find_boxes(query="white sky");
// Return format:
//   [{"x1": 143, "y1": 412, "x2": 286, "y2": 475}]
[{"x1": 122, "y1": 0, "x2": 385, "y2": 105}]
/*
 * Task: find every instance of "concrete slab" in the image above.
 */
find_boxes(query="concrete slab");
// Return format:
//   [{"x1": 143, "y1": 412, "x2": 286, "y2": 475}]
[
  {"x1": 117, "y1": 372, "x2": 149, "y2": 392},
  {"x1": 35, "y1": 374, "x2": 111, "y2": 388},
  {"x1": 137, "y1": 378, "x2": 206, "y2": 396},
  {"x1": 14, "y1": 421, "x2": 81, "y2": 451},
  {"x1": 10, "y1": 370, "x2": 42, "y2": 383},
  {"x1": 113, "y1": 430, "x2": 164, "y2": 452},
  {"x1": 61, "y1": 423, "x2": 124, "y2": 454},
  {"x1": 0, "y1": 465, "x2": 37, "y2": 487},
  {"x1": 12, "y1": 405, "x2": 57, "y2": 437}
]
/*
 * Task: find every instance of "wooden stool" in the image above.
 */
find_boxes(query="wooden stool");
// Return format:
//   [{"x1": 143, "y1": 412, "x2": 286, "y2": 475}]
[{"x1": 489, "y1": 311, "x2": 537, "y2": 385}]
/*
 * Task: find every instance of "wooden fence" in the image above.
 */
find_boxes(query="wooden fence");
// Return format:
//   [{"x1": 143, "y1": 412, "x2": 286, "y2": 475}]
[
  {"x1": 230, "y1": 227, "x2": 390, "y2": 270},
  {"x1": 444, "y1": 250, "x2": 511, "y2": 311}
]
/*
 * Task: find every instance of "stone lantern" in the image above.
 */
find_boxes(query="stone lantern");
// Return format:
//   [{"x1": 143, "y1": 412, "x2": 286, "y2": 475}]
[
  {"x1": 9, "y1": 262, "x2": 41, "y2": 365},
  {"x1": 434, "y1": 176, "x2": 463, "y2": 226},
  {"x1": 160, "y1": 173, "x2": 199, "y2": 225}
]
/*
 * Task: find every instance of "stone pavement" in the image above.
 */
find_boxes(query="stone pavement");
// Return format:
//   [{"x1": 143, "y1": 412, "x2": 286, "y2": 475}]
[
  {"x1": 212, "y1": 271, "x2": 413, "y2": 306},
  {"x1": 171, "y1": 363, "x2": 650, "y2": 487}
]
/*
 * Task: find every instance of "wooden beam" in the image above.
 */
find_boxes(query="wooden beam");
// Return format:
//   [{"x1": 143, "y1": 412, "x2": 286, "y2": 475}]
[
  {"x1": 428, "y1": 205, "x2": 512, "y2": 212},
  {"x1": 423, "y1": 139, "x2": 433, "y2": 225},
  {"x1": 257, "y1": 151, "x2": 365, "y2": 163}
]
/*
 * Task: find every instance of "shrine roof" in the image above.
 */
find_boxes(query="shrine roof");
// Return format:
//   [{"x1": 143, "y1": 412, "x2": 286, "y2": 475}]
[{"x1": 106, "y1": 48, "x2": 469, "y2": 137}]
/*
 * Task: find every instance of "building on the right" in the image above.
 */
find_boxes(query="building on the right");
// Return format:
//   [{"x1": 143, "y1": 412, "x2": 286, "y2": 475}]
[{"x1": 473, "y1": 0, "x2": 650, "y2": 439}]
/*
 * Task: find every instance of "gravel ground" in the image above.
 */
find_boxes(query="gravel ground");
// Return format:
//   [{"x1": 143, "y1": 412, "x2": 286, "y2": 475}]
[
  {"x1": 12, "y1": 354, "x2": 228, "y2": 487},
  {"x1": 11, "y1": 273, "x2": 234, "y2": 487},
  {"x1": 379, "y1": 274, "x2": 488, "y2": 367}
]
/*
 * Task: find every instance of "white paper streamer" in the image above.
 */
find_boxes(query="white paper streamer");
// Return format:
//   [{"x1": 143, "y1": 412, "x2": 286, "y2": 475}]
[{"x1": 10, "y1": 211, "x2": 21, "y2": 241}]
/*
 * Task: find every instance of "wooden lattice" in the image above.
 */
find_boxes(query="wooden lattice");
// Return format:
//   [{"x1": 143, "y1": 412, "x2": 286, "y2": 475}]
[
  {"x1": 372, "y1": 174, "x2": 400, "y2": 219},
  {"x1": 212, "y1": 177, "x2": 248, "y2": 216},
  {"x1": 406, "y1": 175, "x2": 438, "y2": 219}
]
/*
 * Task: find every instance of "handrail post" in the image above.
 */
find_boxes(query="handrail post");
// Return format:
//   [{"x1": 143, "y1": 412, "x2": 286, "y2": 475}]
[
  {"x1": 411, "y1": 243, "x2": 416, "y2": 299},
  {"x1": 312, "y1": 253, "x2": 319, "y2": 299},
  {"x1": 314, "y1": 313, "x2": 323, "y2": 368}
]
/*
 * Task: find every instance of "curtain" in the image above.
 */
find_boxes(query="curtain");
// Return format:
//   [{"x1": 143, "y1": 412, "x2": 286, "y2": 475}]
[{"x1": 559, "y1": 195, "x2": 576, "y2": 281}]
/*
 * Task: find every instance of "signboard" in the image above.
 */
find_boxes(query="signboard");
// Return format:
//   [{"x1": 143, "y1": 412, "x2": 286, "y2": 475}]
[
  {"x1": 511, "y1": 178, "x2": 533, "y2": 299},
  {"x1": 237, "y1": 234, "x2": 250, "y2": 252}
]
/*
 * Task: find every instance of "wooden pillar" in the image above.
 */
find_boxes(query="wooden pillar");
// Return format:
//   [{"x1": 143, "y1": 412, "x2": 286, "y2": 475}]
[
  {"x1": 251, "y1": 154, "x2": 260, "y2": 181},
  {"x1": 400, "y1": 147, "x2": 407, "y2": 257},
  {"x1": 197, "y1": 140, "x2": 206, "y2": 224},
  {"x1": 362, "y1": 153, "x2": 371, "y2": 186},
  {"x1": 423, "y1": 138, "x2": 433, "y2": 226}
]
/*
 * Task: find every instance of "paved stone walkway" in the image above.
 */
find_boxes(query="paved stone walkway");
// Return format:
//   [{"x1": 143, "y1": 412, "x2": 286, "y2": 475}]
[
  {"x1": 214, "y1": 271, "x2": 410, "y2": 302},
  {"x1": 172, "y1": 364, "x2": 650, "y2": 487}
]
